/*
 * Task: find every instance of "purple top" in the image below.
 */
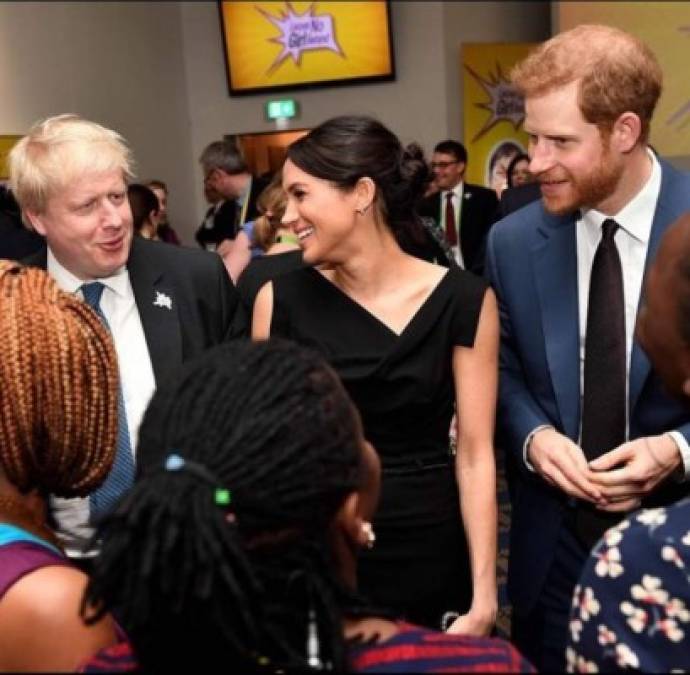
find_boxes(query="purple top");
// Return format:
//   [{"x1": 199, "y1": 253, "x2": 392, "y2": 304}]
[{"x1": 0, "y1": 530, "x2": 69, "y2": 599}]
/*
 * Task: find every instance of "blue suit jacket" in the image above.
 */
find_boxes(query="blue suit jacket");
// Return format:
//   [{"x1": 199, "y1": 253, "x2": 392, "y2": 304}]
[{"x1": 485, "y1": 159, "x2": 690, "y2": 615}]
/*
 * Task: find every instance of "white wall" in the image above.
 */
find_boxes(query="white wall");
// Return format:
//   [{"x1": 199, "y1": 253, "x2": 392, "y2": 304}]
[{"x1": 0, "y1": 2, "x2": 198, "y2": 243}]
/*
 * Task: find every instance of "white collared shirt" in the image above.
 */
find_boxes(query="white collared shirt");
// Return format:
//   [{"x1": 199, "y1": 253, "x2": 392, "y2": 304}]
[
  {"x1": 576, "y1": 151, "x2": 690, "y2": 474},
  {"x1": 236, "y1": 175, "x2": 253, "y2": 227},
  {"x1": 440, "y1": 182, "x2": 465, "y2": 268},
  {"x1": 48, "y1": 249, "x2": 156, "y2": 556},
  {"x1": 525, "y1": 150, "x2": 690, "y2": 476}
]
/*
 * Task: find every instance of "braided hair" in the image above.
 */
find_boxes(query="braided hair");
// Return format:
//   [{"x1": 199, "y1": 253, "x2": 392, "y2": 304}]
[
  {"x1": 0, "y1": 260, "x2": 118, "y2": 497},
  {"x1": 84, "y1": 339, "x2": 375, "y2": 672}
]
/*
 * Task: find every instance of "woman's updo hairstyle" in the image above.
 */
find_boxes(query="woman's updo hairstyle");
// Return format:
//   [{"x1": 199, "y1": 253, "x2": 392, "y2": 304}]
[{"x1": 286, "y1": 115, "x2": 429, "y2": 245}]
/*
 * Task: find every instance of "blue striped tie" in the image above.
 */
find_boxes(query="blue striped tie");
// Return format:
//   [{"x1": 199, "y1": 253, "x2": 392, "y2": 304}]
[{"x1": 80, "y1": 282, "x2": 135, "y2": 524}]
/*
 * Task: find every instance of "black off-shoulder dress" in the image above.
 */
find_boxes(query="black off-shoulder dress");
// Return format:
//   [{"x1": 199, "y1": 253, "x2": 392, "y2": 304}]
[{"x1": 271, "y1": 265, "x2": 488, "y2": 629}]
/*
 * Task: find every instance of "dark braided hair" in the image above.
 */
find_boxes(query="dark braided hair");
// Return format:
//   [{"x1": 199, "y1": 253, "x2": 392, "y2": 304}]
[{"x1": 84, "y1": 339, "x2": 375, "y2": 673}]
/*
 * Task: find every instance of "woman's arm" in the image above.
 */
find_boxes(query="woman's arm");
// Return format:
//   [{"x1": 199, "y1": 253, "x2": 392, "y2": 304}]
[
  {"x1": 220, "y1": 230, "x2": 252, "y2": 284},
  {"x1": 447, "y1": 288, "x2": 499, "y2": 636},
  {"x1": 0, "y1": 565, "x2": 118, "y2": 672},
  {"x1": 252, "y1": 281, "x2": 274, "y2": 340}
]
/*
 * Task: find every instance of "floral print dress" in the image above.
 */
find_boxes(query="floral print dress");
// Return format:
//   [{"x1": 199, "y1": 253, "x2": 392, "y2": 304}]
[{"x1": 566, "y1": 498, "x2": 690, "y2": 672}]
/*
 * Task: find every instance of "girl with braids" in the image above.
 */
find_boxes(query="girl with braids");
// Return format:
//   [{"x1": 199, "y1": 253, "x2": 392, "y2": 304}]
[
  {"x1": 81, "y1": 339, "x2": 530, "y2": 673},
  {"x1": 253, "y1": 115, "x2": 499, "y2": 634},
  {"x1": 0, "y1": 260, "x2": 121, "y2": 671}
]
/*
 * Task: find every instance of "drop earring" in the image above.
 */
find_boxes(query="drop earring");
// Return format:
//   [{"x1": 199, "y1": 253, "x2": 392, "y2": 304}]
[{"x1": 361, "y1": 521, "x2": 376, "y2": 549}]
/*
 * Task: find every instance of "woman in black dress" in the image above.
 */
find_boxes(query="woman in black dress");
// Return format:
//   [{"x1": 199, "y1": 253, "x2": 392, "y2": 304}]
[{"x1": 253, "y1": 116, "x2": 498, "y2": 635}]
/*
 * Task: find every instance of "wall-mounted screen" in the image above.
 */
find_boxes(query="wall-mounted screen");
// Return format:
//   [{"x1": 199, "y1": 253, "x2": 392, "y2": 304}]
[{"x1": 218, "y1": 1, "x2": 395, "y2": 96}]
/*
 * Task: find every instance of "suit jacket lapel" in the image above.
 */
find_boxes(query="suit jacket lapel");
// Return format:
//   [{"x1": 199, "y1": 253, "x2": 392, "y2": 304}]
[
  {"x1": 127, "y1": 238, "x2": 182, "y2": 386},
  {"x1": 533, "y1": 212, "x2": 581, "y2": 439}
]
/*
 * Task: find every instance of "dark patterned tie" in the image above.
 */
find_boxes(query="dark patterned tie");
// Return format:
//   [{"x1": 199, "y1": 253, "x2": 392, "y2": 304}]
[
  {"x1": 445, "y1": 192, "x2": 458, "y2": 246},
  {"x1": 576, "y1": 218, "x2": 626, "y2": 547},
  {"x1": 80, "y1": 282, "x2": 135, "y2": 523}
]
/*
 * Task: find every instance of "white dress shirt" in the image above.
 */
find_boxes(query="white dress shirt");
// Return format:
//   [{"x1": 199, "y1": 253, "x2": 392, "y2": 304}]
[
  {"x1": 440, "y1": 183, "x2": 465, "y2": 268},
  {"x1": 525, "y1": 150, "x2": 690, "y2": 476},
  {"x1": 48, "y1": 249, "x2": 156, "y2": 556}
]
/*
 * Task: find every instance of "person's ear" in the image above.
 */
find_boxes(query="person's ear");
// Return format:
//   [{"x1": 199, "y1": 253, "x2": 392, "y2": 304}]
[
  {"x1": 24, "y1": 210, "x2": 46, "y2": 236},
  {"x1": 354, "y1": 177, "x2": 376, "y2": 215},
  {"x1": 611, "y1": 112, "x2": 642, "y2": 154},
  {"x1": 334, "y1": 491, "x2": 374, "y2": 550}
]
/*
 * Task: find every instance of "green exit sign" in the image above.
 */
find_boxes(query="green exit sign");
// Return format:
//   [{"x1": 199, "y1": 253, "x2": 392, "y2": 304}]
[{"x1": 265, "y1": 99, "x2": 298, "y2": 120}]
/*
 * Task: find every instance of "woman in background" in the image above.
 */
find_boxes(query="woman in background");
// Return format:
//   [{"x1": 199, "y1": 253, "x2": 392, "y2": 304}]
[
  {"x1": 236, "y1": 174, "x2": 304, "y2": 313},
  {"x1": 253, "y1": 116, "x2": 499, "y2": 634},
  {"x1": 505, "y1": 153, "x2": 532, "y2": 189},
  {"x1": 0, "y1": 261, "x2": 120, "y2": 672},
  {"x1": 127, "y1": 183, "x2": 160, "y2": 240}
]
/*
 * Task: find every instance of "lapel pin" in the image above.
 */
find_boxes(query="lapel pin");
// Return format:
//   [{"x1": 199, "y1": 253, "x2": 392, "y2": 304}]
[
  {"x1": 464, "y1": 192, "x2": 472, "y2": 200},
  {"x1": 153, "y1": 291, "x2": 172, "y2": 310}
]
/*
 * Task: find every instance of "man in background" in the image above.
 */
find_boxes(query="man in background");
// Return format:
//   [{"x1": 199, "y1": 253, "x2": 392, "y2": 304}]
[
  {"x1": 195, "y1": 139, "x2": 268, "y2": 250},
  {"x1": 418, "y1": 139, "x2": 498, "y2": 275}
]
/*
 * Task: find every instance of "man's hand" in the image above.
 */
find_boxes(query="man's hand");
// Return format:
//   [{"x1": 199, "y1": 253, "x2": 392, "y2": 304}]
[
  {"x1": 588, "y1": 435, "x2": 681, "y2": 511},
  {"x1": 528, "y1": 428, "x2": 602, "y2": 503}
]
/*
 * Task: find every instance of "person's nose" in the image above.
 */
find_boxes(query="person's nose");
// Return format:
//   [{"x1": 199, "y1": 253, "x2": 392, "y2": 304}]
[
  {"x1": 528, "y1": 139, "x2": 555, "y2": 176},
  {"x1": 102, "y1": 198, "x2": 126, "y2": 229},
  {"x1": 282, "y1": 199, "x2": 299, "y2": 228}
]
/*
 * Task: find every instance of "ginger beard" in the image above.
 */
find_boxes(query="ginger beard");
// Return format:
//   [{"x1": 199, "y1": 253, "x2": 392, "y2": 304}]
[{"x1": 539, "y1": 132, "x2": 624, "y2": 216}]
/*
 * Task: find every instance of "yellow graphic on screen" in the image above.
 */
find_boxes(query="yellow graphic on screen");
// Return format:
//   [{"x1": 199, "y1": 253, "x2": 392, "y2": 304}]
[
  {"x1": 221, "y1": 1, "x2": 392, "y2": 91},
  {"x1": 558, "y1": 2, "x2": 690, "y2": 157},
  {"x1": 462, "y1": 44, "x2": 535, "y2": 189},
  {"x1": 255, "y1": 3, "x2": 344, "y2": 75}
]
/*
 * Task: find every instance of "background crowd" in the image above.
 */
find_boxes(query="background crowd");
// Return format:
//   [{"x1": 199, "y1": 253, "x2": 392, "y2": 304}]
[{"x1": 0, "y1": 22, "x2": 689, "y2": 674}]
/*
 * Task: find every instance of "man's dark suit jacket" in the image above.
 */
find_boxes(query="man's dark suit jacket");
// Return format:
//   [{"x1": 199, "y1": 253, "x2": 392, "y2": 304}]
[
  {"x1": 195, "y1": 175, "x2": 270, "y2": 249},
  {"x1": 0, "y1": 211, "x2": 44, "y2": 260},
  {"x1": 485, "y1": 159, "x2": 690, "y2": 617},
  {"x1": 418, "y1": 182, "x2": 499, "y2": 275},
  {"x1": 23, "y1": 236, "x2": 247, "y2": 388}
]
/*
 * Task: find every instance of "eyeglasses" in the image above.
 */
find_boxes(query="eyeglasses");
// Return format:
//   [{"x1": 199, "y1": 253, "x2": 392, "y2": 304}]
[{"x1": 430, "y1": 160, "x2": 459, "y2": 170}]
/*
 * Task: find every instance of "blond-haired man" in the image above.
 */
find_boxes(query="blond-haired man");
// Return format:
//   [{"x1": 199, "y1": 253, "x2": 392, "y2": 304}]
[
  {"x1": 485, "y1": 25, "x2": 690, "y2": 669},
  {"x1": 10, "y1": 114, "x2": 245, "y2": 563}
]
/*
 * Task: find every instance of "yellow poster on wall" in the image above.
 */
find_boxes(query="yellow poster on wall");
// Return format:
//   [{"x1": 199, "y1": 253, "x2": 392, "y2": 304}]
[
  {"x1": 462, "y1": 43, "x2": 535, "y2": 191},
  {"x1": 0, "y1": 135, "x2": 21, "y2": 180},
  {"x1": 557, "y1": 2, "x2": 690, "y2": 157}
]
